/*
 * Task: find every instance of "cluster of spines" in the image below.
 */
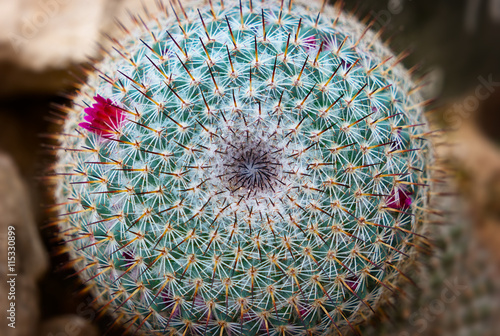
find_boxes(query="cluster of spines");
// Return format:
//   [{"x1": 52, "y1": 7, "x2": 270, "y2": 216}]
[{"x1": 42, "y1": 0, "x2": 442, "y2": 335}]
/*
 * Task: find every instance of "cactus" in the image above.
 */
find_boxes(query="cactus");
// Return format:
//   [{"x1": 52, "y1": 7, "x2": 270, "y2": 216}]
[{"x1": 51, "y1": 0, "x2": 435, "y2": 334}]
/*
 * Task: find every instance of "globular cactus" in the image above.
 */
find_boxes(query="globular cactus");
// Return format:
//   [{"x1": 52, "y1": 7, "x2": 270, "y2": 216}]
[{"x1": 50, "y1": 0, "x2": 435, "y2": 334}]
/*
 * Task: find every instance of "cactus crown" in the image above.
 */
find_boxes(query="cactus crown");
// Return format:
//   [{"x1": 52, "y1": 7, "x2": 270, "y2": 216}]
[{"x1": 53, "y1": 0, "x2": 433, "y2": 335}]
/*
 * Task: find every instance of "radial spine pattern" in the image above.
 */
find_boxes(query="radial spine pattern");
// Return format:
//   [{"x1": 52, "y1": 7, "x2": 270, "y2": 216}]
[{"x1": 53, "y1": 0, "x2": 434, "y2": 335}]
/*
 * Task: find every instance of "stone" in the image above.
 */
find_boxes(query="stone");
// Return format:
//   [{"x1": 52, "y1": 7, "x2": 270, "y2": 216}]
[
  {"x1": 39, "y1": 315, "x2": 99, "y2": 336},
  {"x1": 0, "y1": 152, "x2": 49, "y2": 336}
]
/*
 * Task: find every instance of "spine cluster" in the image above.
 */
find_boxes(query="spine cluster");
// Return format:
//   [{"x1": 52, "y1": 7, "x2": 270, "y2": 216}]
[{"x1": 50, "y1": 0, "x2": 435, "y2": 335}]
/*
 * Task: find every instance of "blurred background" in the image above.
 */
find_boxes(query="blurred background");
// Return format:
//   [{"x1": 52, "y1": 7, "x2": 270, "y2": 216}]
[{"x1": 0, "y1": 0, "x2": 499, "y2": 335}]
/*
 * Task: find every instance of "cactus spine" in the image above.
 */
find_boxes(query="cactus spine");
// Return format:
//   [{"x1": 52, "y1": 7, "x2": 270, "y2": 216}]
[{"x1": 51, "y1": 0, "x2": 434, "y2": 334}]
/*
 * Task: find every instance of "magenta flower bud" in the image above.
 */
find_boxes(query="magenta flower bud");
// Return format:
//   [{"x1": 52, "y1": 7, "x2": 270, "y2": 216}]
[{"x1": 79, "y1": 95, "x2": 125, "y2": 137}]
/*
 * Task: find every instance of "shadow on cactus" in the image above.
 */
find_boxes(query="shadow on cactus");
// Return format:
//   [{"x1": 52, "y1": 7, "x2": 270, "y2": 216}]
[{"x1": 49, "y1": 0, "x2": 437, "y2": 334}]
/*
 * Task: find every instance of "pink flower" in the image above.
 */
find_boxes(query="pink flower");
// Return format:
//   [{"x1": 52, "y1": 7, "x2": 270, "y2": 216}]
[
  {"x1": 79, "y1": 95, "x2": 125, "y2": 137},
  {"x1": 345, "y1": 275, "x2": 359, "y2": 291},
  {"x1": 302, "y1": 35, "x2": 317, "y2": 52},
  {"x1": 386, "y1": 187, "x2": 412, "y2": 209},
  {"x1": 122, "y1": 250, "x2": 134, "y2": 261}
]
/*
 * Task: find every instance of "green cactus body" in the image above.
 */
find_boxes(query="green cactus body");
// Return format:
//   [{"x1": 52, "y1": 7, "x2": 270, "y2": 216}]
[{"x1": 53, "y1": 0, "x2": 433, "y2": 334}]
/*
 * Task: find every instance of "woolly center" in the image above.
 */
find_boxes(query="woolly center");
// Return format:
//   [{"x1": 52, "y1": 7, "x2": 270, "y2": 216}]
[
  {"x1": 207, "y1": 119, "x2": 293, "y2": 202},
  {"x1": 221, "y1": 138, "x2": 282, "y2": 195}
]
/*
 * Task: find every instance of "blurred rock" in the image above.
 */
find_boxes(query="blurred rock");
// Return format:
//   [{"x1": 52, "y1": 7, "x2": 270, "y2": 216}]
[
  {"x1": 0, "y1": 152, "x2": 49, "y2": 336},
  {"x1": 439, "y1": 106, "x2": 500, "y2": 234},
  {"x1": 0, "y1": 0, "x2": 159, "y2": 97},
  {"x1": 39, "y1": 315, "x2": 99, "y2": 336},
  {"x1": 440, "y1": 101, "x2": 500, "y2": 267},
  {"x1": 0, "y1": 0, "x2": 104, "y2": 71},
  {"x1": 0, "y1": 0, "x2": 104, "y2": 97}
]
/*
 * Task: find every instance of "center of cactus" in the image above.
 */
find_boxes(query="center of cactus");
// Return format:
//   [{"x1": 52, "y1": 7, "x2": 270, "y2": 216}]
[
  {"x1": 219, "y1": 136, "x2": 283, "y2": 195},
  {"x1": 198, "y1": 115, "x2": 294, "y2": 219}
]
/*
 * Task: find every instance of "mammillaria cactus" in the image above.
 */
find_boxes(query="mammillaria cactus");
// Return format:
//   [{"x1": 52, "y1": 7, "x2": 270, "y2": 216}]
[{"x1": 50, "y1": 0, "x2": 436, "y2": 334}]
